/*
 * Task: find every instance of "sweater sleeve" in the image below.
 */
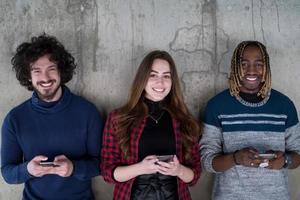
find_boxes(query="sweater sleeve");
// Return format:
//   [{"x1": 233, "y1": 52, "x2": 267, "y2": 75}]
[
  {"x1": 71, "y1": 106, "x2": 103, "y2": 181},
  {"x1": 101, "y1": 111, "x2": 121, "y2": 184},
  {"x1": 199, "y1": 100, "x2": 223, "y2": 173},
  {"x1": 284, "y1": 100, "x2": 300, "y2": 154},
  {"x1": 199, "y1": 123, "x2": 223, "y2": 173},
  {"x1": 1, "y1": 113, "x2": 32, "y2": 184}
]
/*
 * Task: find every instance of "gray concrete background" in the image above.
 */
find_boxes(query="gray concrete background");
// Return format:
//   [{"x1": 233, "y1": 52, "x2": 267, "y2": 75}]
[{"x1": 0, "y1": 0, "x2": 299, "y2": 199}]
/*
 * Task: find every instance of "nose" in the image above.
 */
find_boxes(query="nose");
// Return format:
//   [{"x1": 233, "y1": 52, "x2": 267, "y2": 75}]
[
  {"x1": 246, "y1": 63, "x2": 258, "y2": 75},
  {"x1": 155, "y1": 76, "x2": 164, "y2": 84},
  {"x1": 39, "y1": 71, "x2": 51, "y2": 82}
]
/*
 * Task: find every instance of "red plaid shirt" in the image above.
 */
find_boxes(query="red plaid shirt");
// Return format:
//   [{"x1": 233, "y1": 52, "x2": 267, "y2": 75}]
[{"x1": 101, "y1": 110, "x2": 201, "y2": 200}]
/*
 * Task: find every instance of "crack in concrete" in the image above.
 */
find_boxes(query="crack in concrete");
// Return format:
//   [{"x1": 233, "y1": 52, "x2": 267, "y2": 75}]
[
  {"x1": 259, "y1": 0, "x2": 267, "y2": 44},
  {"x1": 217, "y1": 28, "x2": 230, "y2": 71},
  {"x1": 251, "y1": 0, "x2": 256, "y2": 39},
  {"x1": 169, "y1": 25, "x2": 211, "y2": 53},
  {"x1": 273, "y1": 0, "x2": 281, "y2": 32}
]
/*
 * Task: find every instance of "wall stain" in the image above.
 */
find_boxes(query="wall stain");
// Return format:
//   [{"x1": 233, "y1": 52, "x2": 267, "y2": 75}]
[
  {"x1": 202, "y1": 0, "x2": 217, "y2": 74},
  {"x1": 129, "y1": 0, "x2": 146, "y2": 74},
  {"x1": 92, "y1": 1, "x2": 99, "y2": 72},
  {"x1": 66, "y1": 0, "x2": 97, "y2": 94}
]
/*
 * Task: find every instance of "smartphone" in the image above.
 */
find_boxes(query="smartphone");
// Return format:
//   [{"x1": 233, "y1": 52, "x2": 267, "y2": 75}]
[
  {"x1": 157, "y1": 155, "x2": 174, "y2": 162},
  {"x1": 39, "y1": 161, "x2": 58, "y2": 167},
  {"x1": 258, "y1": 153, "x2": 276, "y2": 160}
]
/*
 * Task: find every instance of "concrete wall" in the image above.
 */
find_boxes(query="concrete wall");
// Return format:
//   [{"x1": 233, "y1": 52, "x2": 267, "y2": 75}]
[{"x1": 0, "y1": 0, "x2": 299, "y2": 199}]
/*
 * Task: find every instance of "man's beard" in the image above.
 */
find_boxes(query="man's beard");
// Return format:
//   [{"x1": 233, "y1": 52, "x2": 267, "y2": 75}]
[{"x1": 34, "y1": 80, "x2": 61, "y2": 102}]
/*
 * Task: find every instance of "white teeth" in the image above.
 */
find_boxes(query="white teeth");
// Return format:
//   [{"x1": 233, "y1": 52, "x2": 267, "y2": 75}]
[
  {"x1": 153, "y1": 88, "x2": 164, "y2": 92},
  {"x1": 246, "y1": 77, "x2": 257, "y2": 81},
  {"x1": 40, "y1": 82, "x2": 53, "y2": 87}
]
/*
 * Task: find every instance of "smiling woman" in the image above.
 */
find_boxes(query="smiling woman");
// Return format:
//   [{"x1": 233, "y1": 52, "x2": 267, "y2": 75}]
[
  {"x1": 144, "y1": 58, "x2": 172, "y2": 102},
  {"x1": 101, "y1": 50, "x2": 201, "y2": 200}
]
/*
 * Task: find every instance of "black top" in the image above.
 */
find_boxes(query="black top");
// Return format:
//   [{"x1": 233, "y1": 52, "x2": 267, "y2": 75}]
[
  {"x1": 239, "y1": 91, "x2": 263, "y2": 103},
  {"x1": 138, "y1": 98, "x2": 176, "y2": 161}
]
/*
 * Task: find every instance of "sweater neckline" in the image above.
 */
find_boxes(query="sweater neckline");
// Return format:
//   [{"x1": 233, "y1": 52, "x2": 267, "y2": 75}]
[
  {"x1": 31, "y1": 86, "x2": 72, "y2": 113},
  {"x1": 235, "y1": 90, "x2": 271, "y2": 107}
]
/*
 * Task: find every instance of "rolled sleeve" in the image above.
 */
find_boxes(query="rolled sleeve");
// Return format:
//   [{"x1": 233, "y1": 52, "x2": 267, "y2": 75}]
[
  {"x1": 285, "y1": 123, "x2": 300, "y2": 154},
  {"x1": 187, "y1": 141, "x2": 201, "y2": 186},
  {"x1": 199, "y1": 123, "x2": 223, "y2": 173},
  {"x1": 101, "y1": 111, "x2": 121, "y2": 184}
]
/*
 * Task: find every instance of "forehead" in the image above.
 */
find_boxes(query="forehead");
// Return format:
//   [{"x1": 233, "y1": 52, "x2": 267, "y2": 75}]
[
  {"x1": 151, "y1": 58, "x2": 170, "y2": 72},
  {"x1": 242, "y1": 45, "x2": 263, "y2": 59},
  {"x1": 31, "y1": 55, "x2": 57, "y2": 68}
]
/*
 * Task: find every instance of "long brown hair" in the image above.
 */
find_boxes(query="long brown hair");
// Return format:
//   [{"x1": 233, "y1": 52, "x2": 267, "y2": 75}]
[
  {"x1": 115, "y1": 50, "x2": 200, "y2": 159},
  {"x1": 229, "y1": 41, "x2": 271, "y2": 98}
]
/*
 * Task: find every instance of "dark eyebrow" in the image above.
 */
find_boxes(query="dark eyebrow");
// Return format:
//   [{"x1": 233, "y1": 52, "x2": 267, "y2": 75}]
[
  {"x1": 150, "y1": 70, "x2": 171, "y2": 74},
  {"x1": 31, "y1": 64, "x2": 57, "y2": 71},
  {"x1": 31, "y1": 67, "x2": 40, "y2": 71},
  {"x1": 48, "y1": 64, "x2": 57, "y2": 67},
  {"x1": 241, "y1": 58, "x2": 264, "y2": 62}
]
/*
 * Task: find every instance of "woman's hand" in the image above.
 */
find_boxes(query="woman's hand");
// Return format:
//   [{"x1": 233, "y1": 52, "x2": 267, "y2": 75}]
[
  {"x1": 138, "y1": 155, "x2": 159, "y2": 175},
  {"x1": 113, "y1": 155, "x2": 159, "y2": 182},
  {"x1": 156, "y1": 155, "x2": 194, "y2": 183},
  {"x1": 156, "y1": 155, "x2": 181, "y2": 176}
]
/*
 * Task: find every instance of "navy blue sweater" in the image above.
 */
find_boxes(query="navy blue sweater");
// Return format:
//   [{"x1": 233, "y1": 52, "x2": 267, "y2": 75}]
[{"x1": 1, "y1": 87, "x2": 103, "y2": 200}]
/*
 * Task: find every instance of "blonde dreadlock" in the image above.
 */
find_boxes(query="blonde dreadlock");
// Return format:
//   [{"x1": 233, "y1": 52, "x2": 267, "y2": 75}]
[{"x1": 229, "y1": 41, "x2": 271, "y2": 98}]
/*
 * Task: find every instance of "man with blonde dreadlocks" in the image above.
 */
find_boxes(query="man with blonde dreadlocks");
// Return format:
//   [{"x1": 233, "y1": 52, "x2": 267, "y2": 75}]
[{"x1": 200, "y1": 41, "x2": 300, "y2": 200}]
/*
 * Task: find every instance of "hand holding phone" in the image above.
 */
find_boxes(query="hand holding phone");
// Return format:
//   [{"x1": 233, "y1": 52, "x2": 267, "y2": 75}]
[{"x1": 258, "y1": 153, "x2": 277, "y2": 168}]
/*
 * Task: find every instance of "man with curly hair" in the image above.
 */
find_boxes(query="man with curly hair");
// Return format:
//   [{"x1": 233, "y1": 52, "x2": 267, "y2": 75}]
[{"x1": 1, "y1": 33, "x2": 103, "y2": 200}]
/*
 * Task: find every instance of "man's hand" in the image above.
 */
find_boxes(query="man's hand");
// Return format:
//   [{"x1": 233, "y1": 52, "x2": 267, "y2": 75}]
[
  {"x1": 27, "y1": 155, "x2": 54, "y2": 177},
  {"x1": 52, "y1": 155, "x2": 74, "y2": 177},
  {"x1": 234, "y1": 147, "x2": 263, "y2": 167},
  {"x1": 267, "y1": 151, "x2": 284, "y2": 170}
]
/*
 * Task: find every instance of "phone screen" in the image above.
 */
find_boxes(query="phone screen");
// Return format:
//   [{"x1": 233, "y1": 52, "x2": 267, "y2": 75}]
[
  {"x1": 39, "y1": 161, "x2": 58, "y2": 167},
  {"x1": 157, "y1": 155, "x2": 174, "y2": 162},
  {"x1": 258, "y1": 153, "x2": 276, "y2": 159}
]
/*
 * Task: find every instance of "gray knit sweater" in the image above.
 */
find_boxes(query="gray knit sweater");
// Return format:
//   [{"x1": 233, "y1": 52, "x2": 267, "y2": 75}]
[{"x1": 200, "y1": 89, "x2": 300, "y2": 200}]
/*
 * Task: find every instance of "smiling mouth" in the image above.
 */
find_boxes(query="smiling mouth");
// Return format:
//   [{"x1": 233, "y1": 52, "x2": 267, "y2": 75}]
[
  {"x1": 152, "y1": 88, "x2": 165, "y2": 93},
  {"x1": 246, "y1": 77, "x2": 257, "y2": 81},
  {"x1": 38, "y1": 81, "x2": 55, "y2": 88}
]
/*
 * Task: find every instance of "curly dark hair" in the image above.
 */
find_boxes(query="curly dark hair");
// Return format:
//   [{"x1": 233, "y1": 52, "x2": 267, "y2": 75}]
[{"x1": 11, "y1": 33, "x2": 76, "y2": 90}]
